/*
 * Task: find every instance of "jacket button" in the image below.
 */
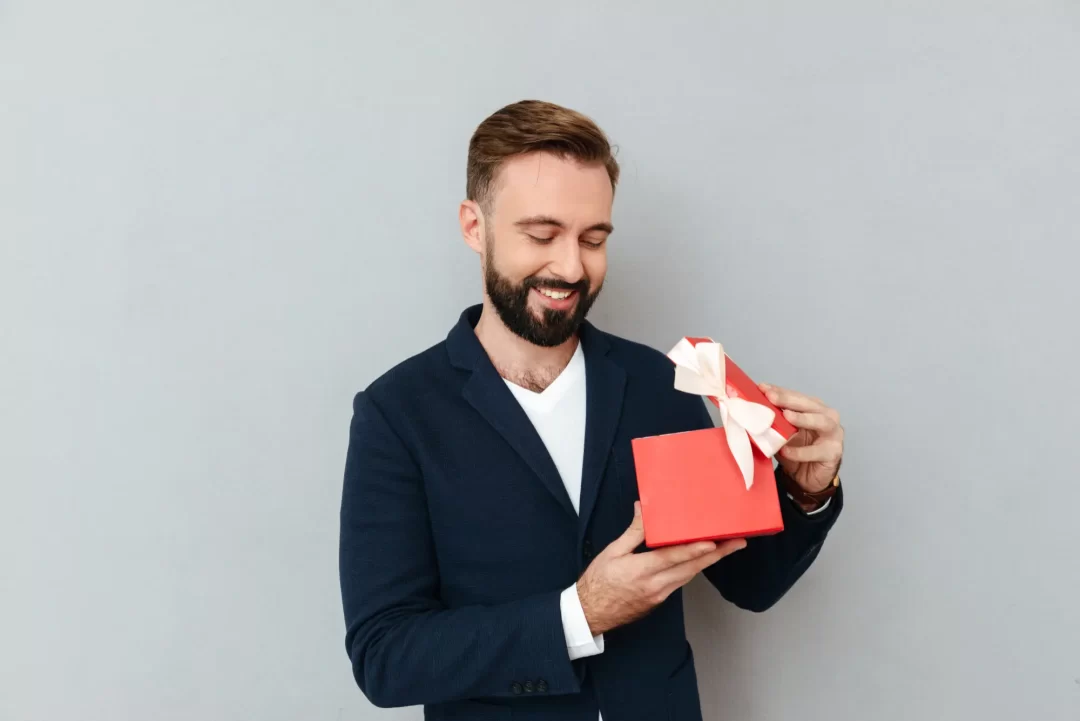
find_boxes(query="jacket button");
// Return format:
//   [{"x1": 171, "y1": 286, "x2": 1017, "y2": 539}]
[
  {"x1": 510, "y1": 682, "x2": 523, "y2": 695},
  {"x1": 524, "y1": 681, "x2": 534, "y2": 693},
  {"x1": 583, "y1": 540, "x2": 594, "y2": 561},
  {"x1": 537, "y1": 679, "x2": 548, "y2": 693}
]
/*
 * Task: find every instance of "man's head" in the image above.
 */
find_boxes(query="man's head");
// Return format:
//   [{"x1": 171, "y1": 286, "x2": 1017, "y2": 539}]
[{"x1": 459, "y1": 100, "x2": 619, "y2": 347}]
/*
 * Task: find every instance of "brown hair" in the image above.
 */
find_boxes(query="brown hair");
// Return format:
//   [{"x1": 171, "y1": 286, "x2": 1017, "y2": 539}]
[{"x1": 467, "y1": 99, "x2": 620, "y2": 213}]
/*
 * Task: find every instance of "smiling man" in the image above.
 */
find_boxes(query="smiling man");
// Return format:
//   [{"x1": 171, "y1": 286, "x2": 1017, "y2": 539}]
[{"x1": 339, "y1": 100, "x2": 845, "y2": 721}]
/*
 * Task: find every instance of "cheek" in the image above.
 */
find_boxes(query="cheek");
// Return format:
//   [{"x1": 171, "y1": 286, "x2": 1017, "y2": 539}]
[
  {"x1": 584, "y1": 253, "x2": 607, "y2": 287},
  {"x1": 490, "y1": 237, "x2": 544, "y2": 277}
]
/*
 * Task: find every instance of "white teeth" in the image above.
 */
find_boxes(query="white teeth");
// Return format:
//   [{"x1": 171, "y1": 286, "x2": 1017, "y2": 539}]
[{"x1": 538, "y1": 288, "x2": 572, "y2": 300}]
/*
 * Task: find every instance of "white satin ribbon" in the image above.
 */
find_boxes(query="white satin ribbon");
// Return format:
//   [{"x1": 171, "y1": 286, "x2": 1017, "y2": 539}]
[{"x1": 668, "y1": 339, "x2": 776, "y2": 489}]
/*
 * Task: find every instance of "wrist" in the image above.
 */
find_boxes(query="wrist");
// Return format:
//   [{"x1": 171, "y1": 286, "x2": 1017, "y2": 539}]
[
  {"x1": 781, "y1": 469, "x2": 841, "y2": 507},
  {"x1": 576, "y1": 576, "x2": 602, "y2": 636}
]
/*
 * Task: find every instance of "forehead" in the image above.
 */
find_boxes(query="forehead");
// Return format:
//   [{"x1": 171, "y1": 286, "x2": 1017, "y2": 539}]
[{"x1": 490, "y1": 152, "x2": 613, "y2": 222}]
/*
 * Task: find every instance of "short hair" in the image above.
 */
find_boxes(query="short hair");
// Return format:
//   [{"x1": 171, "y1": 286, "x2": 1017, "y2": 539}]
[{"x1": 466, "y1": 99, "x2": 620, "y2": 213}]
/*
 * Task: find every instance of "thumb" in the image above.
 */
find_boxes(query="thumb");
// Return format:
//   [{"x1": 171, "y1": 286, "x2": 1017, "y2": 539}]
[{"x1": 606, "y1": 501, "x2": 646, "y2": 556}]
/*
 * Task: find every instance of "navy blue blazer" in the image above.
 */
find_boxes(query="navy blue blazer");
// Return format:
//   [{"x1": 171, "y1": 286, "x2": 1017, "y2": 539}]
[{"x1": 339, "y1": 305, "x2": 842, "y2": 721}]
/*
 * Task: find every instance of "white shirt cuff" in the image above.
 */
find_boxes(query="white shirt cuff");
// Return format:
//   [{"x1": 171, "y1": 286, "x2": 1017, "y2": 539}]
[
  {"x1": 560, "y1": 583, "x2": 604, "y2": 660},
  {"x1": 787, "y1": 493, "x2": 832, "y2": 516}
]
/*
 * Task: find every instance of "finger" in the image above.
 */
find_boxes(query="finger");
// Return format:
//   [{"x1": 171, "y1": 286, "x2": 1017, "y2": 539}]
[
  {"x1": 606, "y1": 501, "x2": 646, "y2": 556},
  {"x1": 760, "y1": 385, "x2": 825, "y2": 413},
  {"x1": 653, "y1": 539, "x2": 747, "y2": 589},
  {"x1": 779, "y1": 440, "x2": 843, "y2": 464},
  {"x1": 637, "y1": 540, "x2": 720, "y2": 574},
  {"x1": 678, "y1": 538, "x2": 747, "y2": 574},
  {"x1": 780, "y1": 409, "x2": 839, "y2": 434}
]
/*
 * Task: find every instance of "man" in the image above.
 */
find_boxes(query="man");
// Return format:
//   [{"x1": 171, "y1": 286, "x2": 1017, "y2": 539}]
[{"x1": 339, "y1": 100, "x2": 844, "y2": 721}]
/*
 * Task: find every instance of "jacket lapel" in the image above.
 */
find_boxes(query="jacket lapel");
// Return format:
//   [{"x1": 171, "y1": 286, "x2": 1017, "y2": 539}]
[
  {"x1": 449, "y1": 307, "x2": 577, "y2": 519},
  {"x1": 576, "y1": 321, "x2": 626, "y2": 540}
]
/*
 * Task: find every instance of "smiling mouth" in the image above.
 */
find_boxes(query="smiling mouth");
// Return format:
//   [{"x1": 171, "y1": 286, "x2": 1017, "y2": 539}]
[{"x1": 536, "y1": 288, "x2": 576, "y2": 300}]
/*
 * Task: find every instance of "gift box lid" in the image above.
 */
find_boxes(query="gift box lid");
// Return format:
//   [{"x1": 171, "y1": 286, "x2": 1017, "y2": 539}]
[{"x1": 682, "y1": 336, "x2": 797, "y2": 445}]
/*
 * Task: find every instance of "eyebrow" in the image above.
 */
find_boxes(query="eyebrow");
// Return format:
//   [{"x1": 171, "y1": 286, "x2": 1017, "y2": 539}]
[{"x1": 514, "y1": 215, "x2": 614, "y2": 234}]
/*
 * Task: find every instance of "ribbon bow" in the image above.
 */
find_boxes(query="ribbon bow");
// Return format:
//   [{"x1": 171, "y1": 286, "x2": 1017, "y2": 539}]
[{"x1": 669, "y1": 340, "x2": 775, "y2": 489}]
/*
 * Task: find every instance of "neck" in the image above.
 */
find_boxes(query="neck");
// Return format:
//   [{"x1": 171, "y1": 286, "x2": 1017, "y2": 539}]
[{"x1": 473, "y1": 297, "x2": 579, "y2": 391}]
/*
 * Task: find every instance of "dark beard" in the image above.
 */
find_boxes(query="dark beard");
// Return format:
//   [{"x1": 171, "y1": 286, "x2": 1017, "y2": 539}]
[{"x1": 484, "y1": 243, "x2": 602, "y2": 348}]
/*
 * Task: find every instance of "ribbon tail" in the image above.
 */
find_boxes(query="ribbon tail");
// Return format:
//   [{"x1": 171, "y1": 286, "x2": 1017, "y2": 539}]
[
  {"x1": 725, "y1": 396, "x2": 776, "y2": 436},
  {"x1": 720, "y1": 404, "x2": 756, "y2": 490}
]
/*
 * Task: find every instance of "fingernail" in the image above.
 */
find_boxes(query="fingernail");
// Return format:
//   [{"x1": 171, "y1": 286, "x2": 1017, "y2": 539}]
[{"x1": 783, "y1": 409, "x2": 795, "y2": 419}]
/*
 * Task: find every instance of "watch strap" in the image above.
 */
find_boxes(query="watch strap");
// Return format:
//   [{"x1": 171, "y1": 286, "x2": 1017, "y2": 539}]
[{"x1": 783, "y1": 470, "x2": 840, "y2": 507}]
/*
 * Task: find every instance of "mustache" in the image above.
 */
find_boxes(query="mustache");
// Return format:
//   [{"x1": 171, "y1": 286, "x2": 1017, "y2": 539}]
[{"x1": 523, "y1": 276, "x2": 589, "y2": 294}]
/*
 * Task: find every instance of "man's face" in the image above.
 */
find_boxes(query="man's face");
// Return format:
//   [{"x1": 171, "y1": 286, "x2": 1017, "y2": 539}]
[{"x1": 481, "y1": 152, "x2": 614, "y2": 347}]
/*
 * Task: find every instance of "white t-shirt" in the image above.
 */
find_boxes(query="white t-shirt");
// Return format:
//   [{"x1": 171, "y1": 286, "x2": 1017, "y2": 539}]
[{"x1": 503, "y1": 341, "x2": 606, "y2": 664}]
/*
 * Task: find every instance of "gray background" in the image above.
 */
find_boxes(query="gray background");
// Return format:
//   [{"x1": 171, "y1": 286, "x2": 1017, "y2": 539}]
[{"x1": 2, "y1": 1, "x2": 1077, "y2": 720}]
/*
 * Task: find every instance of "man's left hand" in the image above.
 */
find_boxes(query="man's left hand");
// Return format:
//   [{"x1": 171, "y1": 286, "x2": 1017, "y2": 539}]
[{"x1": 758, "y1": 383, "x2": 844, "y2": 493}]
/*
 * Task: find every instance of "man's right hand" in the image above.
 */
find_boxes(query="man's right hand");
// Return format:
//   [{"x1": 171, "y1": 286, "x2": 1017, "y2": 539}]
[{"x1": 576, "y1": 501, "x2": 747, "y2": 636}]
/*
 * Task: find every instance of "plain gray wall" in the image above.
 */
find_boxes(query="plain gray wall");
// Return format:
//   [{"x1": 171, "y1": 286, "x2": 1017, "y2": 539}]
[{"x1": 2, "y1": 1, "x2": 1077, "y2": 719}]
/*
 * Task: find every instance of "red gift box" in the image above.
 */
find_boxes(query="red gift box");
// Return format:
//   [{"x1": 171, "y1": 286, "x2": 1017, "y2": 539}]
[
  {"x1": 632, "y1": 428, "x2": 783, "y2": 547},
  {"x1": 631, "y1": 338, "x2": 797, "y2": 548}
]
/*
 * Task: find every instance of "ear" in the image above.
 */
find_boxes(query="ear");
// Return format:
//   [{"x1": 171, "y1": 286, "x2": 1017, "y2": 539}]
[{"x1": 459, "y1": 200, "x2": 485, "y2": 254}]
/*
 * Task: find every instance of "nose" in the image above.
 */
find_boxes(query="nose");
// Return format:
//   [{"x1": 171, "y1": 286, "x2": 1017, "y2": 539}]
[{"x1": 548, "y1": 238, "x2": 585, "y2": 284}]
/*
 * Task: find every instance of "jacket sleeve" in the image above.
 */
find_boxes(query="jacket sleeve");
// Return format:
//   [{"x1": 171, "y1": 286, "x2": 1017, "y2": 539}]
[
  {"x1": 688, "y1": 398, "x2": 844, "y2": 612},
  {"x1": 338, "y1": 391, "x2": 582, "y2": 708}
]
